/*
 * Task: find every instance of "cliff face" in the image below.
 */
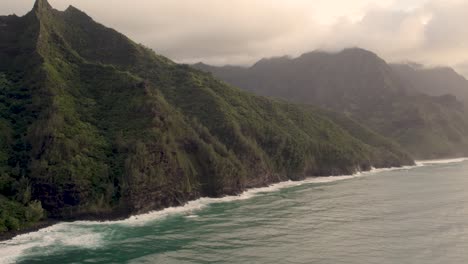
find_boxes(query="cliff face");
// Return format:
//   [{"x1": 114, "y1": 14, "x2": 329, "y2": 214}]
[
  {"x1": 0, "y1": 0, "x2": 413, "y2": 233},
  {"x1": 195, "y1": 49, "x2": 468, "y2": 159}
]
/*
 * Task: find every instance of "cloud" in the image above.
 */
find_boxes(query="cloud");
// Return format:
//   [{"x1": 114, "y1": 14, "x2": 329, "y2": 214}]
[
  {"x1": 321, "y1": 8, "x2": 427, "y2": 56},
  {"x1": 2, "y1": 0, "x2": 468, "y2": 77}
]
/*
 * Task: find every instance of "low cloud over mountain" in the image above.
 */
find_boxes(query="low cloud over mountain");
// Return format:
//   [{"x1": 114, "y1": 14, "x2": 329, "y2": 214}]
[{"x1": 3, "y1": 0, "x2": 468, "y2": 76}]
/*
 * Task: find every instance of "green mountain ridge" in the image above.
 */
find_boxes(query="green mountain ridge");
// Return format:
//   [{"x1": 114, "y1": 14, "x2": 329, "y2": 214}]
[
  {"x1": 195, "y1": 49, "x2": 468, "y2": 159},
  {"x1": 0, "y1": 1, "x2": 413, "y2": 234}
]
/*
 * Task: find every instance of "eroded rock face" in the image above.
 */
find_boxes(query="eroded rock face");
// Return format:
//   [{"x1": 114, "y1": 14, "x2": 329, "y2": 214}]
[{"x1": 0, "y1": 0, "x2": 413, "y2": 233}]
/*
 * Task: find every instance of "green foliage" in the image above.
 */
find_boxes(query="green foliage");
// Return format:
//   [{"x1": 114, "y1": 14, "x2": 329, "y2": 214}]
[
  {"x1": 196, "y1": 49, "x2": 468, "y2": 159},
  {"x1": 0, "y1": 0, "x2": 414, "y2": 233},
  {"x1": 0, "y1": 196, "x2": 44, "y2": 232},
  {"x1": 25, "y1": 200, "x2": 44, "y2": 222}
]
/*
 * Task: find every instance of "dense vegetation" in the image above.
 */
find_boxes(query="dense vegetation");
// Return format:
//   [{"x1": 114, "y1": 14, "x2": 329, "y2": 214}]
[
  {"x1": 0, "y1": 0, "x2": 413, "y2": 233},
  {"x1": 195, "y1": 49, "x2": 468, "y2": 159}
]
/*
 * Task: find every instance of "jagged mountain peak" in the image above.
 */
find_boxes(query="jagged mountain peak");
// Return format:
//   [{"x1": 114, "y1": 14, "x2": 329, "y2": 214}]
[
  {"x1": 33, "y1": 0, "x2": 52, "y2": 12},
  {"x1": 65, "y1": 5, "x2": 79, "y2": 11},
  {"x1": 64, "y1": 4, "x2": 87, "y2": 15}
]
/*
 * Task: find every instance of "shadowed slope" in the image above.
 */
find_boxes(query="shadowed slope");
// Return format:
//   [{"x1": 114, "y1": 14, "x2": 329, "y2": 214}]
[
  {"x1": 0, "y1": 0, "x2": 413, "y2": 234},
  {"x1": 195, "y1": 49, "x2": 468, "y2": 159}
]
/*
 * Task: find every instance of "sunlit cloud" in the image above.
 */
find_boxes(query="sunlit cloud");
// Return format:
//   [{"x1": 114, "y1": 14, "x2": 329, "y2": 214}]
[{"x1": 2, "y1": 0, "x2": 467, "y2": 77}]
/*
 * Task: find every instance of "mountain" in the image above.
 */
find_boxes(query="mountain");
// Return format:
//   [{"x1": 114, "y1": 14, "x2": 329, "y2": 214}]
[
  {"x1": 195, "y1": 49, "x2": 468, "y2": 159},
  {"x1": 391, "y1": 63, "x2": 468, "y2": 104},
  {"x1": 0, "y1": 1, "x2": 413, "y2": 234},
  {"x1": 196, "y1": 49, "x2": 407, "y2": 112}
]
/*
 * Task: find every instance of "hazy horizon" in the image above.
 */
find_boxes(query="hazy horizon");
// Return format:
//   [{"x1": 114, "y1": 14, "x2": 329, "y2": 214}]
[{"x1": 2, "y1": 0, "x2": 468, "y2": 77}]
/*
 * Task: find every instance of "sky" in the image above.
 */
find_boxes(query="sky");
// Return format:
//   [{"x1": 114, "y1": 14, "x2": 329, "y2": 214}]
[{"x1": 2, "y1": 0, "x2": 468, "y2": 77}]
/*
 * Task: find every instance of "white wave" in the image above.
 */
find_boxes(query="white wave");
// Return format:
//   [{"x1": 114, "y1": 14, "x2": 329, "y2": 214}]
[
  {"x1": 71, "y1": 176, "x2": 360, "y2": 228},
  {"x1": 416, "y1": 157, "x2": 468, "y2": 166},
  {"x1": 99, "y1": 177, "x2": 359, "y2": 227},
  {"x1": 0, "y1": 223, "x2": 102, "y2": 264},
  {"x1": 1, "y1": 157, "x2": 465, "y2": 263},
  {"x1": 84, "y1": 164, "x2": 418, "y2": 227}
]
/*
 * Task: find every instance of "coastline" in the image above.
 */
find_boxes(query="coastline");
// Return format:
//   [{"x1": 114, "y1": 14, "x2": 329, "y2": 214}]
[
  {"x1": 0, "y1": 220, "x2": 59, "y2": 242},
  {"x1": 1, "y1": 157, "x2": 466, "y2": 243}
]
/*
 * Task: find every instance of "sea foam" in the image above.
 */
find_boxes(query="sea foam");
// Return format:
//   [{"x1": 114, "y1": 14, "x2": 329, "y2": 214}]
[
  {"x1": 415, "y1": 157, "x2": 468, "y2": 166},
  {"x1": 0, "y1": 158, "x2": 466, "y2": 263},
  {"x1": 75, "y1": 164, "x2": 418, "y2": 227},
  {"x1": 0, "y1": 223, "x2": 102, "y2": 264}
]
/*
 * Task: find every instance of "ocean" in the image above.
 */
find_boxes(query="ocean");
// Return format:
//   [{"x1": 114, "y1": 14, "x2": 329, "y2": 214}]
[{"x1": 1, "y1": 158, "x2": 467, "y2": 264}]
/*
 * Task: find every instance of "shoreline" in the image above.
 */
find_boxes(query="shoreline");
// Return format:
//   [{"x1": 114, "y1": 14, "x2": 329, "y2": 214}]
[
  {"x1": 0, "y1": 220, "x2": 59, "y2": 242},
  {"x1": 1, "y1": 157, "x2": 466, "y2": 242}
]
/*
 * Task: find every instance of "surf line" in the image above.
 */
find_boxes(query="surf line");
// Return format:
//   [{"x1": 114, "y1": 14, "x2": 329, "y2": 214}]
[
  {"x1": 2, "y1": 158, "x2": 466, "y2": 241},
  {"x1": 1, "y1": 157, "x2": 466, "y2": 264}
]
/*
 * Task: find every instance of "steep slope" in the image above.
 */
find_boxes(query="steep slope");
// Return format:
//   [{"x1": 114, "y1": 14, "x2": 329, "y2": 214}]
[
  {"x1": 391, "y1": 63, "x2": 468, "y2": 104},
  {"x1": 0, "y1": 1, "x2": 413, "y2": 234},
  {"x1": 195, "y1": 49, "x2": 468, "y2": 159}
]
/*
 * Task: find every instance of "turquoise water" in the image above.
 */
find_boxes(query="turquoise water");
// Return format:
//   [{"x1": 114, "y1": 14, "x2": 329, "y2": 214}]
[{"x1": 1, "y1": 159, "x2": 468, "y2": 264}]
